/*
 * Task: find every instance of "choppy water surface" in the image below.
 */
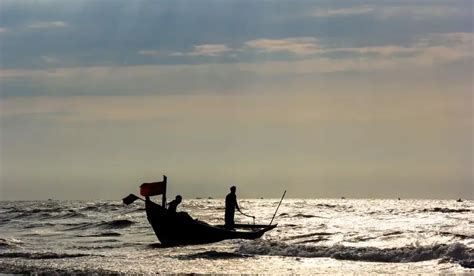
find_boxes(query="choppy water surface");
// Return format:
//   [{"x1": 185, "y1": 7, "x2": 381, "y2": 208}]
[{"x1": 0, "y1": 199, "x2": 473, "y2": 274}]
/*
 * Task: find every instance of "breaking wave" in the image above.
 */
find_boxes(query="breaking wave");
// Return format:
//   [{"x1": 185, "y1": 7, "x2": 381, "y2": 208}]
[
  {"x1": 0, "y1": 252, "x2": 95, "y2": 259},
  {"x1": 282, "y1": 232, "x2": 333, "y2": 241},
  {"x1": 0, "y1": 238, "x2": 23, "y2": 249},
  {"x1": 178, "y1": 250, "x2": 249, "y2": 260},
  {"x1": 237, "y1": 240, "x2": 474, "y2": 267},
  {"x1": 382, "y1": 231, "x2": 404, "y2": 236},
  {"x1": 423, "y1": 208, "x2": 471, "y2": 213}
]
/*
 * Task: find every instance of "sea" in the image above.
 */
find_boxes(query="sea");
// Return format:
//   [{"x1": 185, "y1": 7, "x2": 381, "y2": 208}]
[{"x1": 0, "y1": 198, "x2": 473, "y2": 274}]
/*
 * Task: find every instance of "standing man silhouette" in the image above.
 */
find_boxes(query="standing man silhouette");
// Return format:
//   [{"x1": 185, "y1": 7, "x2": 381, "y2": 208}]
[{"x1": 225, "y1": 186, "x2": 240, "y2": 229}]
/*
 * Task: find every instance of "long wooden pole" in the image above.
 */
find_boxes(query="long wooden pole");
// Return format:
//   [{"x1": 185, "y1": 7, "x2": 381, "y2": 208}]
[{"x1": 269, "y1": 190, "x2": 286, "y2": 226}]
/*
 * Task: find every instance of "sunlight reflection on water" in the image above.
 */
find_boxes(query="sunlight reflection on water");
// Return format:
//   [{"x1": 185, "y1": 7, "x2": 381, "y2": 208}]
[{"x1": 0, "y1": 199, "x2": 472, "y2": 273}]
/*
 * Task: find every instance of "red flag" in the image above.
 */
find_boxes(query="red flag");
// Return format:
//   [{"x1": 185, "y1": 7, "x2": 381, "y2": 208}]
[{"x1": 140, "y1": 181, "x2": 166, "y2": 197}]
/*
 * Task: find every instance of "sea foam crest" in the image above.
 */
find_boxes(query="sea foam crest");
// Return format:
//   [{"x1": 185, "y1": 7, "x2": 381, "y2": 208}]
[
  {"x1": 237, "y1": 240, "x2": 474, "y2": 265},
  {"x1": 0, "y1": 252, "x2": 93, "y2": 259},
  {"x1": 0, "y1": 238, "x2": 23, "y2": 249}
]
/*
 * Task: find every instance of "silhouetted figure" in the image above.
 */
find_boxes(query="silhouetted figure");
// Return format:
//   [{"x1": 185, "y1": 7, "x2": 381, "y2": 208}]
[
  {"x1": 168, "y1": 195, "x2": 182, "y2": 213},
  {"x1": 225, "y1": 186, "x2": 240, "y2": 229},
  {"x1": 457, "y1": 198, "x2": 463, "y2": 202}
]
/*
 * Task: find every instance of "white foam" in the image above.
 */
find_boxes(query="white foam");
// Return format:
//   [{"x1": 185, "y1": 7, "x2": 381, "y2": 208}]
[{"x1": 237, "y1": 240, "x2": 474, "y2": 264}]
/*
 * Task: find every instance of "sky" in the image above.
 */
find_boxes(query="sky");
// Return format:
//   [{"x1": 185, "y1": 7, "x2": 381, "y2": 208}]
[{"x1": 0, "y1": 0, "x2": 472, "y2": 200}]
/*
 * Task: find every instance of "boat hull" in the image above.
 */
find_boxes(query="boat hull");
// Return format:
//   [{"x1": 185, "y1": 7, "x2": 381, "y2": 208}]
[{"x1": 145, "y1": 200, "x2": 276, "y2": 246}]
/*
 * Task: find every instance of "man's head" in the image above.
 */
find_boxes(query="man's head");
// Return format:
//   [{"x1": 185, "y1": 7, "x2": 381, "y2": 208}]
[
  {"x1": 176, "y1": 195, "x2": 182, "y2": 203},
  {"x1": 230, "y1": 186, "x2": 236, "y2": 193}
]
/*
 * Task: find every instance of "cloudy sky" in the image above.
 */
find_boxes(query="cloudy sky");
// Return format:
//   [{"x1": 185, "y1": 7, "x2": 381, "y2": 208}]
[{"x1": 0, "y1": 0, "x2": 472, "y2": 200}]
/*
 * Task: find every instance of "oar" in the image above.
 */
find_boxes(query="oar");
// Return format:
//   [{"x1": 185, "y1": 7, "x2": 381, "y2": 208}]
[
  {"x1": 122, "y1": 194, "x2": 145, "y2": 205},
  {"x1": 269, "y1": 190, "x2": 286, "y2": 226},
  {"x1": 238, "y1": 209, "x2": 256, "y2": 224}
]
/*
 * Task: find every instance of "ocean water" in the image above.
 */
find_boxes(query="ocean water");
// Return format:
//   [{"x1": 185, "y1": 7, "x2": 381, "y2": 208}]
[{"x1": 0, "y1": 198, "x2": 473, "y2": 274}]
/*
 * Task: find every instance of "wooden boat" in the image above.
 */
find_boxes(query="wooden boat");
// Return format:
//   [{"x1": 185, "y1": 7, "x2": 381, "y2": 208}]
[
  {"x1": 145, "y1": 199, "x2": 277, "y2": 246},
  {"x1": 215, "y1": 223, "x2": 273, "y2": 229},
  {"x1": 123, "y1": 175, "x2": 280, "y2": 246}
]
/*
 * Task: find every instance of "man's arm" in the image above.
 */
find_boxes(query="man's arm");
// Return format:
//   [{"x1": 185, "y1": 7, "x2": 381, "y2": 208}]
[{"x1": 235, "y1": 196, "x2": 240, "y2": 211}]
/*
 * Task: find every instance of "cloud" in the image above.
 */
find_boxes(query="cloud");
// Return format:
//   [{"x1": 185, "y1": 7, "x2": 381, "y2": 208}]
[
  {"x1": 192, "y1": 44, "x2": 233, "y2": 56},
  {"x1": 116, "y1": 32, "x2": 474, "y2": 66},
  {"x1": 0, "y1": 27, "x2": 8, "y2": 33},
  {"x1": 171, "y1": 44, "x2": 233, "y2": 57},
  {"x1": 1, "y1": 31, "x2": 471, "y2": 81},
  {"x1": 241, "y1": 31, "x2": 473, "y2": 59},
  {"x1": 245, "y1": 37, "x2": 320, "y2": 55},
  {"x1": 312, "y1": 6, "x2": 374, "y2": 17},
  {"x1": 310, "y1": 5, "x2": 464, "y2": 20},
  {"x1": 1, "y1": 31, "x2": 471, "y2": 100},
  {"x1": 377, "y1": 6, "x2": 464, "y2": 19},
  {"x1": 418, "y1": 32, "x2": 474, "y2": 48},
  {"x1": 406, "y1": 32, "x2": 474, "y2": 64},
  {"x1": 1, "y1": 1, "x2": 471, "y2": 71},
  {"x1": 27, "y1": 21, "x2": 68, "y2": 29},
  {"x1": 40, "y1": 56, "x2": 60, "y2": 64},
  {"x1": 137, "y1": 50, "x2": 162, "y2": 56},
  {"x1": 239, "y1": 32, "x2": 473, "y2": 74},
  {"x1": 327, "y1": 46, "x2": 418, "y2": 57}
]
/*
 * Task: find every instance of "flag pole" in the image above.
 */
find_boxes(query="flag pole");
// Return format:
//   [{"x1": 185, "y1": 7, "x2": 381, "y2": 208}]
[{"x1": 162, "y1": 175, "x2": 167, "y2": 207}]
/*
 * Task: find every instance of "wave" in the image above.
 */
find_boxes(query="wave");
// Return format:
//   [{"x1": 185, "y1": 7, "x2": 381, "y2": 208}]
[
  {"x1": 382, "y1": 231, "x2": 404, "y2": 236},
  {"x1": 63, "y1": 222, "x2": 93, "y2": 230},
  {"x1": 0, "y1": 238, "x2": 23, "y2": 249},
  {"x1": 10, "y1": 211, "x2": 52, "y2": 219},
  {"x1": 439, "y1": 232, "x2": 473, "y2": 240},
  {"x1": 22, "y1": 222, "x2": 56, "y2": 229},
  {"x1": 80, "y1": 206, "x2": 100, "y2": 211},
  {"x1": 65, "y1": 219, "x2": 135, "y2": 230},
  {"x1": 0, "y1": 262, "x2": 115, "y2": 275},
  {"x1": 99, "y1": 219, "x2": 135, "y2": 229},
  {"x1": 283, "y1": 232, "x2": 333, "y2": 241},
  {"x1": 122, "y1": 207, "x2": 146, "y2": 215},
  {"x1": 289, "y1": 214, "x2": 329, "y2": 219},
  {"x1": 315, "y1": 203, "x2": 338, "y2": 208},
  {"x1": 178, "y1": 250, "x2": 249, "y2": 260},
  {"x1": 77, "y1": 232, "x2": 122, "y2": 237},
  {"x1": 5, "y1": 208, "x2": 87, "y2": 221},
  {"x1": 423, "y1": 208, "x2": 471, "y2": 213},
  {"x1": 79, "y1": 204, "x2": 121, "y2": 212},
  {"x1": 293, "y1": 213, "x2": 318, "y2": 218},
  {"x1": 51, "y1": 210, "x2": 87, "y2": 219},
  {"x1": 71, "y1": 245, "x2": 121, "y2": 250},
  {"x1": 346, "y1": 235, "x2": 377, "y2": 242},
  {"x1": 294, "y1": 237, "x2": 329, "y2": 244},
  {"x1": 0, "y1": 252, "x2": 94, "y2": 259},
  {"x1": 237, "y1": 240, "x2": 474, "y2": 267}
]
